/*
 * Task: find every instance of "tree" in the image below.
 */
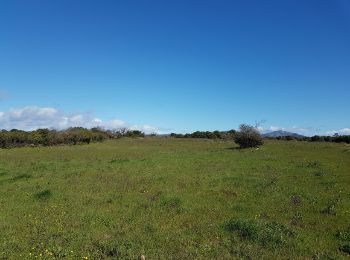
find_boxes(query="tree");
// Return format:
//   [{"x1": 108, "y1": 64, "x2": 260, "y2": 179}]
[{"x1": 234, "y1": 124, "x2": 263, "y2": 148}]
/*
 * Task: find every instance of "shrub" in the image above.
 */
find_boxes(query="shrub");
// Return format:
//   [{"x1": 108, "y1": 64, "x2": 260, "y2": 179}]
[
  {"x1": 0, "y1": 126, "x2": 147, "y2": 149},
  {"x1": 234, "y1": 124, "x2": 263, "y2": 148}
]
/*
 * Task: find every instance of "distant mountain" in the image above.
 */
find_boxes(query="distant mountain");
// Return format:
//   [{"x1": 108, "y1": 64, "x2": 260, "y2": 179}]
[{"x1": 262, "y1": 130, "x2": 305, "y2": 138}]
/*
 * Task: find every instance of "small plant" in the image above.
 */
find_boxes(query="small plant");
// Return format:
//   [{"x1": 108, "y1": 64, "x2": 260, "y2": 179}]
[
  {"x1": 336, "y1": 228, "x2": 350, "y2": 241},
  {"x1": 225, "y1": 219, "x2": 294, "y2": 246},
  {"x1": 97, "y1": 241, "x2": 120, "y2": 257},
  {"x1": 160, "y1": 196, "x2": 183, "y2": 213},
  {"x1": 291, "y1": 195, "x2": 302, "y2": 206},
  {"x1": 109, "y1": 158, "x2": 130, "y2": 164},
  {"x1": 339, "y1": 244, "x2": 350, "y2": 255},
  {"x1": 11, "y1": 174, "x2": 31, "y2": 181},
  {"x1": 291, "y1": 212, "x2": 303, "y2": 227},
  {"x1": 234, "y1": 124, "x2": 263, "y2": 148},
  {"x1": 34, "y1": 189, "x2": 52, "y2": 200},
  {"x1": 321, "y1": 196, "x2": 340, "y2": 215},
  {"x1": 304, "y1": 161, "x2": 321, "y2": 168},
  {"x1": 314, "y1": 171, "x2": 328, "y2": 177}
]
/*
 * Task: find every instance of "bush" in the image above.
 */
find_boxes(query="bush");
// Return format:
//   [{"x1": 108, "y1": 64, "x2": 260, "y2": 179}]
[{"x1": 234, "y1": 124, "x2": 263, "y2": 148}]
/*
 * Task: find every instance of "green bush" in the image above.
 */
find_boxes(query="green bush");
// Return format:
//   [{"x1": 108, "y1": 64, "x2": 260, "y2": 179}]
[{"x1": 234, "y1": 124, "x2": 263, "y2": 148}]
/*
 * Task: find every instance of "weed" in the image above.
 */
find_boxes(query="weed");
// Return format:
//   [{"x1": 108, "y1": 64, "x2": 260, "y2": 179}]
[
  {"x1": 34, "y1": 189, "x2": 52, "y2": 200},
  {"x1": 160, "y1": 196, "x2": 183, "y2": 213},
  {"x1": 302, "y1": 161, "x2": 321, "y2": 168},
  {"x1": 11, "y1": 174, "x2": 32, "y2": 181},
  {"x1": 339, "y1": 244, "x2": 350, "y2": 255},
  {"x1": 321, "y1": 197, "x2": 340, "y2": 215},
  {"x1": 291, "y1": 195, "x2": 302, "y2": 206},
  {"x1": 96, "y1": 241, "x2": 120, "y2": 257},
  {"x1": 314, "y1": 171, "x2": 328, "y2": 177},
  {"x1": 225, "y1": 219, "x2": 294, "y2": 246},
  {"x1": 336, "y1": 228, "x2": 350, "y2": 241},
  {"x1": 109, "y1": 158, "x2": 130, "y2": 164},
  {"x1": 291, "y1": 212, "x2": 303, "y2": 227}
]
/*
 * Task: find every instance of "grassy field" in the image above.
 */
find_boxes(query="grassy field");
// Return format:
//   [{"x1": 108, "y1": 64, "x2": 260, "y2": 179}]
[{"x1": 0, "y1": 138, "x2": 349, "y2": 259}]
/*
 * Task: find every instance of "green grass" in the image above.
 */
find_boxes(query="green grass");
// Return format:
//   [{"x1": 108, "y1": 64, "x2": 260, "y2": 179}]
[{"x1": 0, "y1": 138, "x2": 349, "y2": 259}]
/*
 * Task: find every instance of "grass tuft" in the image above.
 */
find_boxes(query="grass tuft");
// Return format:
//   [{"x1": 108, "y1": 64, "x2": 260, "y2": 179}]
[
  {"x1": 225, "y1": 219, "x2": 294, "y2": 246},
  {"x1": 336, "y1": 228, "x2": 350, "y2": 242},
  {"x1": 34, "y1": 189, "x2": 52, "y2": 201},
  {"x1": 339, "y1": 244, "x2": 350, "y2": 255},
  {"x1": 11, "y1": 174, "x2": 32, "y2": 181},
  {"x1": 160, "y1": 196, "x2": 183, "y2": 213}
]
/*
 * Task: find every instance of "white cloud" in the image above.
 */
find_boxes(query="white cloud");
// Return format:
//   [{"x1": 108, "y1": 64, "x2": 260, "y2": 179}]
[
  {"x1": 269, "y1": 126, "x2": 284, "y2": 132},
  {"x1": 0, "y1": 106, "x2": 164, "y2": 134},
  {"x1": 258, "y1": 125, "x2": 350, "y2": 136},
  {"x1": 325, "y1": 128, "x2": 350, "y2": 136},
  {"x1": 130, "y1": 124, "x2": 160, "y2": 134}
]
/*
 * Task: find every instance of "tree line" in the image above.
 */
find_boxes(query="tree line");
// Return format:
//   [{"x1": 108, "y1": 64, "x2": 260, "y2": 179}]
[
  {"x1": 170, "y1": 130, "x2": 237, "y2": 140},
  {"x1": 170, "y1": 127, "x2": 350, "y2": 145},
  {"x1": 2, "y1": 125, "x2": 348, "y2": 149},
  {"x1": 170, "y1": 126, "x2": 262, "y2": 148},
  {"x1": 268, "y1": 135, "x2": 350, "y2": 144},
  {"x1": 0, "y1": 128, "x2": 145, "y2": 148}
]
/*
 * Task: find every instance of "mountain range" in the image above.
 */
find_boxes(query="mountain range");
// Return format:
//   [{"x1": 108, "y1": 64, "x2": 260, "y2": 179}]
[{"x1": 262, "y1": 130, "x2": 305, "y2": 138}]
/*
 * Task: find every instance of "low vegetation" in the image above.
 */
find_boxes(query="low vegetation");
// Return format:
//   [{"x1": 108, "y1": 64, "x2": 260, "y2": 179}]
[
  {"x1": 0, "y1": 128, "x2": 144, "y2": 148},
  {"x1": 267, "y1": 134, "x2": 350, "y2": 144},
  {"x1": 0, "y1": 138, "x2": 349, "y2": 258},
  {"x1": 170, "y1": 130, "x2": 236, "y2": 140},
  {"x1": 234, "y1": 124, "x2": 263, "y2": 148}
]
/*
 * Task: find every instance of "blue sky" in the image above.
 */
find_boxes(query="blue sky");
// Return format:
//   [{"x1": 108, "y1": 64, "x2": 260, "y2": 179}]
[{"x1": 0, "y1": 0, "x2": 349, "y2": 135}]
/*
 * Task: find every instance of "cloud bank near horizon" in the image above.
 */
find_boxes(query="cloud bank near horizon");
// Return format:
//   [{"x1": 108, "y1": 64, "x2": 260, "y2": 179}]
[
  {"x1": 0, "y1": 106, "x2": 164, "y2": 134},
  {"x1": 325, "y1": 128, "x2": 350, "y2": 136},
  {"x1": 0, "y1": 106, "x2": 348, "y2": 136},
  {"x1": 257, "y1": 125, "x2": 350, "y2": 136}
]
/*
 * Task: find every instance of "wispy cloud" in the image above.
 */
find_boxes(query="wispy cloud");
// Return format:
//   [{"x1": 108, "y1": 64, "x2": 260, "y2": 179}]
[{"x1": 0, "y1": 106, "x2": 165, "y2": 134}]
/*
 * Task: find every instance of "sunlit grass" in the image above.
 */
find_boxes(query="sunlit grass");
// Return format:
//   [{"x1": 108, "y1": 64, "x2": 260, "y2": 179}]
[{"x1": 0, "y1": 138, "x2": 349, "y2": 258}]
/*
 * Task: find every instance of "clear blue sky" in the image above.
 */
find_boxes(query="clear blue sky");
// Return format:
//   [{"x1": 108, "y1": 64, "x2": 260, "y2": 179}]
[{"x1": 0, "y1": 0, "x2": 349, "y2": 135}]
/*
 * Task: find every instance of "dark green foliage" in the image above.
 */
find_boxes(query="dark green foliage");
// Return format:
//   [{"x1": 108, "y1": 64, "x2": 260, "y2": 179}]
[
  {"x1": 34, "y1": 189, "x2": 52, "y2": 200},
  {"x1": 234, "y1": 124, "x2": 263, "y2": 148},
  {"x1": 0, "y1": 127, "x2": 146, "y2": 148},
  {"x1": 336, "y1": 228, "x2": 350, "y2": 242},
  {"x1": 339, "y1": 244, "x2": 350, "y2": 254},
  {"x1": 94, "y1": 240, "x2": 121, "y2": 258},
  {"x1": 225, "y1": 219, "x2": 294, "y2": 246},
  {"x1": 332, "y1": 135, "x2": 350, "y2": 143},
  {"x1": 171, "y1": 129, "x2": 236, "y2": 140},
  {"x1": 267, "y1": 134, "x2": 350, "y2": 144},
  {"x1": 0, "y1": 128, "x2": 107, "y2": 148},
  {"x1": 124, "y1": 130, "x2": 145, "y2": 138}
]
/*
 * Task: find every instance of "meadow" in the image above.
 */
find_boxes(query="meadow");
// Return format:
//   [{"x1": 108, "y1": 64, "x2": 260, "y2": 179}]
[{"x1": 0, "y1": 138, "x2": 349, "y2": 259}]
